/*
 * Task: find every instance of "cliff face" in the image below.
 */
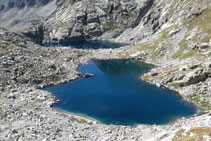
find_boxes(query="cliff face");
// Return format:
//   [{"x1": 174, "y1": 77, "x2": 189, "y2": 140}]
[
  {"x1": 42, "y1": 0, "x2": 154, "y2": 43},
  {"x1": 0, "y1": 0, "x2": 154, "y2": 43}
]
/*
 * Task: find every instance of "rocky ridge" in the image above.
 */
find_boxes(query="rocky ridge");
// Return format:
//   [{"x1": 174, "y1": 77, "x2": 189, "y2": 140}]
[
  {"x1": 0, "y1": 0, "x2": 154, "y2": 44},
  {"x1": 43, "y1": 0, "x2": 153, "y2": 43}
]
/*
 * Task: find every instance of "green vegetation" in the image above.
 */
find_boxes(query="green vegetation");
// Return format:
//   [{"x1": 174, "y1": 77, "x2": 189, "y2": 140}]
[
  {"x1": 186, "y1": 6, "x2": 211, "y2": 43},
  {"x1": 103, "y1": 21, "x2": 118, "y2": 31},
  {"x1": 181, "y1": 49, "x2": 205, "y2": 59},
  {"x1": 134, "y1": 43, "x2": 156, "y2": 52},
  {"x1": 183, "y1": 6, "x2": 211, "y2": 49},
  {"x1": 70, "y1": 117, "x2": 88, "y2": 124},
  {"x1": 172, "y1": 127, "x2": 211, "y2": 141},
  {"x1": 172, "y1": 41, "x2": 188, "y2": 59},
  {"x1": 172, "y1": 6, "x2": 211, "y2": 59},
  {"x1": 188, "y1": 95, "x2": 211, "y2": 110},
  {"x1": 141, "y1": 74, "x2": 152, "y2": 82}
]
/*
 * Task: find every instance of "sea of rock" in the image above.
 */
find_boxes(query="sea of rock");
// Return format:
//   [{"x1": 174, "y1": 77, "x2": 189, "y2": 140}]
[{"x1": 0, "y1": 28, "x2": 210, "y2": 140}]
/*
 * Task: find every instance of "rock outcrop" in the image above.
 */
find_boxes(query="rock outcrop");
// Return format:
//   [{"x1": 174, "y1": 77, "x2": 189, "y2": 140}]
[
  {"x1": 0, "y1": 0, "x2": 154, "y2": 44},
  {"x1": 40, "y1": 0, "x2": 154, "y2": 43},
  {"x1": 0, "y1": 28, "x2": 92, "y2": 88}
]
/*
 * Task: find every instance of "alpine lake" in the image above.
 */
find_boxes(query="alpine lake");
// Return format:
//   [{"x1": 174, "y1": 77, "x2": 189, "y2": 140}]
[{"x1": 43, "y1": 41, "x2": 197, "y2": 126}]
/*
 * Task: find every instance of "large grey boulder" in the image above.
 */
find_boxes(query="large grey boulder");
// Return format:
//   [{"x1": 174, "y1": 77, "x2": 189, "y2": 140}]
[
  {"x1": 185, "y1": 72, "x2": 207, "y2": 85},
  {"x1": 173, "y1": 72, "x2": 207, "y2": 87}
]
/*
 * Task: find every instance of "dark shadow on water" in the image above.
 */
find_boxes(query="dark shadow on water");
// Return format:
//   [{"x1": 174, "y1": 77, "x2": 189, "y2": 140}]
[
  {"x1": 41, "y1": 40, "x2": 129, "y2": 49},
  {"x1": 43, "y1": 59, "x2": 197, "y2": 126}
]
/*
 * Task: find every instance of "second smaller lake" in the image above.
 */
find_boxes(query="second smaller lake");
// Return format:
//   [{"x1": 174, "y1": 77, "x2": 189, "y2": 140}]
[{"x1": 42, "y1": 40, "x2": 129, "y2": 49}]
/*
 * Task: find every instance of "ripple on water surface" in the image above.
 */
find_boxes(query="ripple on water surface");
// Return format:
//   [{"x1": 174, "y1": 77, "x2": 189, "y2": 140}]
[{"x1": 43, "y1": 59, "x2": 197, "y2": 126}]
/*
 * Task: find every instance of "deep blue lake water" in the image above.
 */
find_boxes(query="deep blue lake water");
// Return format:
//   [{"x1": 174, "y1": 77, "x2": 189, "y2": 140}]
[
  {"x1": 43, "y1": 59, "x2": 197, "y2": 126},
  {"x1": 42, "y1": 40, "x2": 129, "y2": 49}
]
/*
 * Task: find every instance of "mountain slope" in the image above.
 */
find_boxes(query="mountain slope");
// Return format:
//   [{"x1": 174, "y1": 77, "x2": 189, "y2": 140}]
[
  {"x1": 117, "y1": 0, "x2": 211, "y2": 109},
  {"x1": 0, "y1": 0, "x2": 57, "y2": 31}
]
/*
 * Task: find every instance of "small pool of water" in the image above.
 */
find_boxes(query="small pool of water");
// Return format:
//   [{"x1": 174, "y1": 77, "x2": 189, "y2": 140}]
[
  {"x1": 42, "y1": 40, "x2": 129, "y2": 49},
  {"x1": 43, "y1": 59, "x2": 197, "y2": 126}
]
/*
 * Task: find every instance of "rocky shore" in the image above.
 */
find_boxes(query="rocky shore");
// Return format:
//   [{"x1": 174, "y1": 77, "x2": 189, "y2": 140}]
[
  {"x1": 0, "y1": 85, "x2": 211, "y2": 140},
  {"x1": 0, "y1": 28, "x2": 211, "y2": 140}
]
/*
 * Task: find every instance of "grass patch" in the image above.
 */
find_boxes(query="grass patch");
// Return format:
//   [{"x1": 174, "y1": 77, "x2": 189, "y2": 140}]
[
  {"x1": 0, "y1": 48, "x2": 5, "y2": 53},
  {"x1": 188, "y1": 6, "x2": 211, "y2": 45},
  {"x1": 182, "y1": 6, "x2": 211, "y2": 44},
  {"x1": 189, "y1": 95, "x2": 211, "y2": 110},
  {"x1": 70, "y1": 117, "x2": 88, "y2": 124},
  {"x1": 103, "y1": 21, "x2": 118, "y2": 31},
  {"x1": 181, "y1": 49, "x2": 205, "y2": 59},
  {"x1": 155, "y1": 29, "x2": 170, "y2": 45},
  {"x1": 172, "y1": 41, "x2": 188, "y2": 59},
  {"x1": 141, "y1": 74, "x2": 152, "y2": 82},
  {"x1": 171, "y1": 5, "x2": 210, "y2": 60},
  {"x1": 187, "y1": 6, "x2": 211, "y2": 37},
  {"x1": 132, "y1": 43, "x2": 156, "y2": 52},
  {"x1": 172, "y1": 127, "x2": 211, "y2": 141},
  {"x1": 164, "y1": 67, "x2": 179, "y2": 75}
]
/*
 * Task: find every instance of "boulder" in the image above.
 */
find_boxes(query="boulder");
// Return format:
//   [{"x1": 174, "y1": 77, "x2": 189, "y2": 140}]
[
  {"x1": 168, "y1": 28, "x2": 180, "y2": 36},
  {"x1": 173, "y1": 72, "x2": 207, "y2": 87},
  {"x1": 151, "y1": 72, "x2": 158, "y2": 76},
  {"x1": 184, "y1": 73, "x2": 207, "y2": 85},
  {"x1": 197, "y1": 43, "x2": 210, "y2": 49},
  {"x1": 78, "y1": 72, "x2": 94, "y2": 78}
]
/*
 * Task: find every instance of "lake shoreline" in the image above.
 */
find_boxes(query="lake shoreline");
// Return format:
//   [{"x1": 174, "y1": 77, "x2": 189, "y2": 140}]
[{"x1": 44, "y1": 59, "x2": 199, "y2": 126}]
